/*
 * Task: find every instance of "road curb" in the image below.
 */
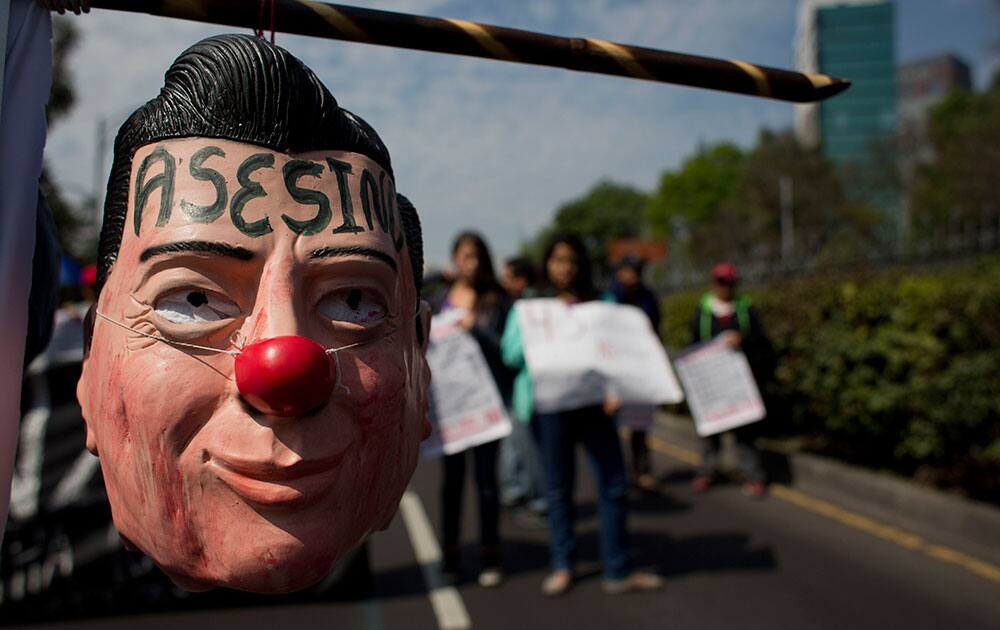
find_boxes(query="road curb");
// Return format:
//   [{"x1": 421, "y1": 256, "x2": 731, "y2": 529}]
[{"x1": 649, "y1": 413, "x2": 1000, "y2": 565}]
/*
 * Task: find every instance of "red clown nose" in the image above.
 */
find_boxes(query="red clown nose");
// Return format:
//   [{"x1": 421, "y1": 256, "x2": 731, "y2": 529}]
[{"x1": 234, "y1": 336, "x2": 334, "y2": 417}]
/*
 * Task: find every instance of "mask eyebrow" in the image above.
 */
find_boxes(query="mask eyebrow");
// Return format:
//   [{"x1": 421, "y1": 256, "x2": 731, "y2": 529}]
[
  {"x1": 309, "y1": 246, "x2": 398, "y2": 273},
  {"x1": 139, "y1": 241, "x2": 255, "y2": 263}
]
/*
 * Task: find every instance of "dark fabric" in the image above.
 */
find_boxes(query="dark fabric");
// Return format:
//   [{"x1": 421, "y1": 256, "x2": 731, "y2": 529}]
[
  {"x1": 691, "y1": 299, "x2": 775, "y2": 389},
  {"x1": 24, "y1": 193, "x2": 60, "y2": 369},
  {"x1": 697, "y1": 423, "x2": 765, "y2": 482},
  {"x1": 691, "y1": 295, "x2": 773, "y2": 482},
  {"x1": 428, "y1": 284, "x2": 514, "y2": 404},
  {"x1": 629, "y1": 429, "x2": 650, "y2": 477},
  {"x1": 533, "y1": 406, "x2": 630, "y2": 579},
  {"x1": 607, "y1": 278, "x2": 660, "y2": 478},
  {"x1": 441, "y1": 441, "x2": 500, "y2": 549},
  {"x1": 608, "y1": 278, "x2": 661, "y2": 332}
]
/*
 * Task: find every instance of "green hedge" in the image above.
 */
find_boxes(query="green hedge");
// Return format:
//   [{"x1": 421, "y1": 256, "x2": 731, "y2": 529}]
[{"x1": 660, "y1": 257, "x2": 1000, "y2": 502}]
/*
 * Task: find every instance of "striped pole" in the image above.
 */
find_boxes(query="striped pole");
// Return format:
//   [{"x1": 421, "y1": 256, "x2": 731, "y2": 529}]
[{"x1": 87, "y1": 0, "x2": 849, "y2": 103}]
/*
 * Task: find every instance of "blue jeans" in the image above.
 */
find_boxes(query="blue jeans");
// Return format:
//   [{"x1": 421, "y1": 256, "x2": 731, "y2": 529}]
[
  {"x1": 534, "y1": 406, "x2": 630, "y2": 580},
  {"x1": 499, "y1": 413, "x2": 547, "y2": 509}
]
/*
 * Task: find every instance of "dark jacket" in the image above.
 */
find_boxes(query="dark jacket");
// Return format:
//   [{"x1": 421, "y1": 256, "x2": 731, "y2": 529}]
[
  {"x1": 608, "y1": 278, "x2": 661, "y2": 331},
  {"x1": 691, "y1": 293, "x2": 775, "y2": 390}
]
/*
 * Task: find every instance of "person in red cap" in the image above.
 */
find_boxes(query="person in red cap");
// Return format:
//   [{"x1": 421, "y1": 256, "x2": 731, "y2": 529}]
[{"x1": 690, "y1": 262, "x2": 775, "y2": 497}]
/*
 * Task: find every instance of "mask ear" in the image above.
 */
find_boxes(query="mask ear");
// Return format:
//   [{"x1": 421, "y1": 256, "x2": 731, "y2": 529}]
[
  {"x1": 416, "y1": 300, "x2": 432, "y2": 440},
  {"x1": 83, "y1": 303, "x2": 96, "y2": 358},
  {"x1": 416, "y1": 300, "x2": 431, "y2": 351},
  {"x1": 78, "y1": 304, "x2": 99, "y2": 456}
]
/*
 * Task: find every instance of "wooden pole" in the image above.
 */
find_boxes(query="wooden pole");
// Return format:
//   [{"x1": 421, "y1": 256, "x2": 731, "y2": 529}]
[{"x1": 88, "y1": 0, "x2": 849, "y2": 103}]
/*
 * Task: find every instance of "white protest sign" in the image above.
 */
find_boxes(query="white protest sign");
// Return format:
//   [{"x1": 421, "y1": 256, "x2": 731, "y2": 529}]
[
  {"x1": 674, "y1": 339, "x2": 766, "y2": 437},
  {"x1": 422, "y1": 311, "x2": 512, "y2": 459},
  {"x1": 516, "y1": 299, "x2": 684, "y2": 414}
]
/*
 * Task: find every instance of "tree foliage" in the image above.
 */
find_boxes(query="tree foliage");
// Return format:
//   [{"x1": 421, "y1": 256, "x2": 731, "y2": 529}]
[
  {"x1": 642, "y1": 132, "x2": 876, "y2": 267},
  {"x1": 522, "y1": 179, "x2": 649, "y2": 280},
  {"x1": 661, "y1": 257, "x2": 1000, "y2": 503},
  {"x1": 912, "y1": 72, "x2": 1000, "y2": 238},
  {"x1": 644, "y1": 142, "x2": 745, "y2": 242}
]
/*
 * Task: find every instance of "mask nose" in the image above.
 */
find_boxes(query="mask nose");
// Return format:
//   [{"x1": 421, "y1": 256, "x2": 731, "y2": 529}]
[{"x1": 234, "y1": 336, "x2": 334, "y2": 417}]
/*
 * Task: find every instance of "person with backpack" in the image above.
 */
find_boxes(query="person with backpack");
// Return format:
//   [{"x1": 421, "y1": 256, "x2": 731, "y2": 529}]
[{"x1": 690, "y1": 263, "x2": 775, "y2": 497}]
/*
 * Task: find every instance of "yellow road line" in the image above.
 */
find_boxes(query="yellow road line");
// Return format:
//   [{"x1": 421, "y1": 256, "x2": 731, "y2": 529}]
[
  {"x1": 646, "y1": 434, "x2": 1000, "y2": 583},
  {"x1": 647, "y1": 434, "x2": 701, "y2": 466}
]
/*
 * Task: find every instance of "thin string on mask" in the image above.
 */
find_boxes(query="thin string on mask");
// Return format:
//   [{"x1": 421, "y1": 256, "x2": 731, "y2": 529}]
[
  {"x1": 95, "y1": 307, "x2": 421, "y2": 358},
  {"x1": 96, "y1": 312, "x2": 241, "y2": 357},
  {"x1": 96, "y1": 308, "x2": 421, "y2": 396},
  {"x1": 323, "y1": 308, "x2": 421, "y2": 395}
]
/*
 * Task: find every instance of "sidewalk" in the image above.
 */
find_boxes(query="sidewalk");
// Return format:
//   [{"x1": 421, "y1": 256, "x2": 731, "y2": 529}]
[{"x1": 648, "y1": 413, "x2": 1000, "y2": 567}]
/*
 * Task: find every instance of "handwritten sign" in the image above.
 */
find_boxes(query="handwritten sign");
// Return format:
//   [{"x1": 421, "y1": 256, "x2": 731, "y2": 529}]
[
  {"x1": 516, "y1": 299, "x2": 684, "y2": 414},
  {"x1": 129, "y1": 139, "x2": 404, "y2": 249},
  {"x1": 422, "y1": 311, "x2": 512, "y2": 458},
  {"x1": 674, "y1": 340, "x2": 766, "y2": 436}
]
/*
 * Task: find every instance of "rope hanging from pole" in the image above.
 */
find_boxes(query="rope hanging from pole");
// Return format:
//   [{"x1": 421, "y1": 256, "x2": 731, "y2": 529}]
[
  {"x1": 255, "y1": 0, "x2": 275, "y2": 43},
  {"x1": 85, "y1": 0, "x2": 850, "y2": 103}
]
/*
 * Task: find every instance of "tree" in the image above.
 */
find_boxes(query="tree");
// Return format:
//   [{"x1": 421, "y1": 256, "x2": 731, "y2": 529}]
[
  {"x1": 523, "y1": 180, "x2": 649, "y2": 280},
  {"x1": 912, "y1": 72, "x2": 1000, "y2": 240},
  {"x1": 734, "y1": 130, "x2": 875, "y2": 262},
  {"x1": 644, "y1": 143, "x2": 746, "y2": 239}
]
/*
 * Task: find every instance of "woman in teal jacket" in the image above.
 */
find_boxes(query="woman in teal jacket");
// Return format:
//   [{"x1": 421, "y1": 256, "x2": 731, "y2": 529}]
[{"x1": 501, "y1": 233, "x2": 662, "y2": 597}]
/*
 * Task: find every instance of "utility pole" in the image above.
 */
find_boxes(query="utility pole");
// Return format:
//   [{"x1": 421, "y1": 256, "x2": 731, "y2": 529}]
[{"x1": 779, "y1": 175, "x2": 795, "y2": 262}]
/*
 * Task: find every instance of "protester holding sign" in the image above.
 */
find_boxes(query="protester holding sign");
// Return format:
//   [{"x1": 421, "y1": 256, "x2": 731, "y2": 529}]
[
  {"x1": 497, "y1": 256, "x2": 548, "y2": 517},
  {"x1": 501, "y1": 232, "x2": 663, "y2": 597},
  {"x1": 690, "y1": 262, "x2": 775, "y2": 497},
  {"x1": 428, "y1": 231, "x2": 511, "y2": 588}
]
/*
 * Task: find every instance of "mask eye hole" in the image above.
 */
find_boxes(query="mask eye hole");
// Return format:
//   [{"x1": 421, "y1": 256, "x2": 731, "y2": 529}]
[
  {"x1": 318, "y1": 288, "x2": 387, "y2": 325},
  {"x1": 154, "y1": 289, "x2": 240, "y2": 325}
]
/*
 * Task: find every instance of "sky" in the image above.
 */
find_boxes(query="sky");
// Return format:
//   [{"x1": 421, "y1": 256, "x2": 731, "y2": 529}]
[{"x1": 46, "y1": 0, "x2": 1000, "y2": 268}]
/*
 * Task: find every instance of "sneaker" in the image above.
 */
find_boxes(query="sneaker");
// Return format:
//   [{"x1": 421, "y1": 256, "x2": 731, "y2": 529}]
[
  {"x1": 478, "y1": 567, "x2": 504, "y2": 588},
  {"x1": 742, "y1": 481, "x2": 767, "y2": 498},
  {"x1": 541, "y1": 569, "x2": 573, "y2": 597},
  {"x1": 602, "y1": 571, "x2": 664, "y2": 595},
  {"x1": 691, "y1": 475, "x2": 713, "y2": 493}
]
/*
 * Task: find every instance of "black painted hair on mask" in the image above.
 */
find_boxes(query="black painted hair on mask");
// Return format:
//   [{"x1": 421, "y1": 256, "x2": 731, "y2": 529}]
[
  {"x1": 396, "y1": 194, "x2": 423, "y2": 295},
  {"x1": 97, "y1": 34, "x2": 412, "y2": 292}
]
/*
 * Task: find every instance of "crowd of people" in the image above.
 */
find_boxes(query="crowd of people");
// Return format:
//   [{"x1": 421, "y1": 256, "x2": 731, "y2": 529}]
[{"x1": 426, "y1": 229, "x2": 775, "y2": 596}]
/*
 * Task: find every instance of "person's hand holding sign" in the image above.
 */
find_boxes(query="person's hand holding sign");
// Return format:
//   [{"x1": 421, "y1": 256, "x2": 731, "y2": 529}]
[
  {"x1": 457, "y1": 310, "x2": 477, "y2": 331},
  {"x1": 720, "y1": 330, "x2": 742, "y2": 350}
]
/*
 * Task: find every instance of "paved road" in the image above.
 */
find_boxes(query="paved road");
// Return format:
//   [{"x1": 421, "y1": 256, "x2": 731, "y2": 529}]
[{"x1": 34, "y1": 427, "x2": 999, "y2": 630}]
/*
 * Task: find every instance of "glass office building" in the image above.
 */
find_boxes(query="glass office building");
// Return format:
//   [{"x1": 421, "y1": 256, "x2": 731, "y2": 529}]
[
  {"x1": 795, "y1": 1, "x2": 897, "y2": 219},
  {"x1": 795, "y1": 1, "x2": 897, "y2": 163}
]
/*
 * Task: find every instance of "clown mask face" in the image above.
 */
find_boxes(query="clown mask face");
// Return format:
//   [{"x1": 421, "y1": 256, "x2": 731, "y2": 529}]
[{"x1": 78, "y1": 137, "x2": 431, "y2": 593}]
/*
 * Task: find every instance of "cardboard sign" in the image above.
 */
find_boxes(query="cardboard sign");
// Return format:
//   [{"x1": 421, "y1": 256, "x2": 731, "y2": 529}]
[
  {"x1": 516, "y1": 299, "x2": 684, "y2": 414},
  {"x1": 422, "y1": 311, "x2": 512, "y2": 458},
  {"x1": 674, "y1": 339, "x2": 766, "y2": 436}
]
